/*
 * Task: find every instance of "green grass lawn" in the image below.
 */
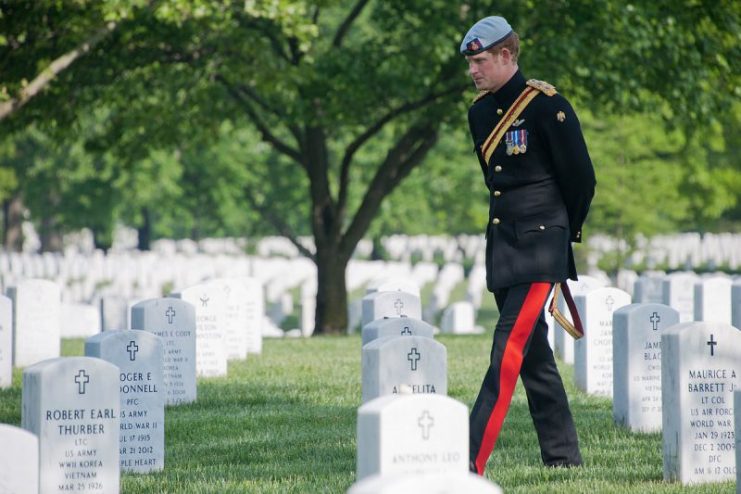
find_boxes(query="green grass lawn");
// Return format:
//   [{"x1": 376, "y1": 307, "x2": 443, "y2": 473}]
[{"x1": 0, "y1": 334, "x2": 735, "y2": 493}]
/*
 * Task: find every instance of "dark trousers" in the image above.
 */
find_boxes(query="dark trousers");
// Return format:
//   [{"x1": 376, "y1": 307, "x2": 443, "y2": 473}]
[{"x1": 469, "y1": 282, "x2": 582, "y2": 475}]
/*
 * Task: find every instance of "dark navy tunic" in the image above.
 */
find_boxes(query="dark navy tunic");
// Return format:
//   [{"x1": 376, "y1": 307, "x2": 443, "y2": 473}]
[{"x1": 468, "y1": 70, "x2": 596, "y2": 291}]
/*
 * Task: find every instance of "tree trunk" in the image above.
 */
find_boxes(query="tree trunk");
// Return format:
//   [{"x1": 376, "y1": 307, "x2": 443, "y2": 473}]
[
  {"x1": 137, "y1": 207, "x2": 152, "y2": 251},
  {"x1": 39, "y1": 214, "x2": 63, "y2": 252},
  {"x1": 314, "y1": 245, "x2": 350, "y2": 334},
  {"x1": 3, "y1": 195, "x2": 25, "y2": 252},
  {"x1": 92, "y1": 227, "x2": 112, "y2": 253}
]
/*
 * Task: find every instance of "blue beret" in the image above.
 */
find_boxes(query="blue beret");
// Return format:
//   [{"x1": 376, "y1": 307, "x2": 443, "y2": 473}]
[{"x1": 460, "y1": 16, "x2": 513, "y2": 55}]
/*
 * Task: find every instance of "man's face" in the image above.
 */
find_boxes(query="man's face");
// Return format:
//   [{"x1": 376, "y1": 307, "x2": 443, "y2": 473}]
[{"x1": 466, "y1": 50, "x2": 508, "y2": 92}]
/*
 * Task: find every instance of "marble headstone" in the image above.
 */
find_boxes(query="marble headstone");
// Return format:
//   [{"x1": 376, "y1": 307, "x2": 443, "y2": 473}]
[
  {"x1": 0, "y1": 295, "x2": 11, "y2": 387},
  {"x1": 662, "y1": 322, "x2": 740, "y2": 485},
  {"x1": 736, "y1": 390, "x2": 740, "y2": 494},
  {"x1": 554, "y1": 276, "x2": 605, "y2": 364},
  {"x1": 356, "y1": 394, "x2": 468, "y2": 480},
  {"x1": 694, "y1": 277, "x2": 732, "y2": 324},
  {"x1": 22, "y1": 356, "x2": 120, "y2": 493},
  {"x1": 440, "y1": 302, "x2": 476, "y2": 334},
  {"x1": 346, "y1": 472, "x2": 502, "y2": 494},
  {"x1": 171, "y1": 283, "x2": 227, "y2": 377},
  {"x1": 613, "y1": 303, "x2": 679, "y2": 432},
  {"x1": 240, "y1": 277, "x2": 264, "y2": 355},
  {"x1": 85, "y1": 330, "x2": 165, "y2": 473},
  {"x1": 0, "y1": 424, "x2": 38, "y2": 494},
  {"x1": 633, "y1": 275, "x2": 665, "y2": 304},
  {"x1": 361, "y1": 318, "x2": 435, "y2": 347},
  {"x1": 662, "y1": 272, "x2": 699, "y2": 323},
  {"x1": 130, "y1": 298, "x2": 197, "y2": 405},
  {"x1": 100, "y1": 296, "x2": 129, "y2": 332},
  {"x1": 8, "y1": 279, "x2": 61, "y2": 367},
  {"x1": 362, "y1": 335, "x2": 447, "y2": 403},
  {"x1": 736, "y1": 390, "x2": 741, "y2": 494},
  {"x1": 574, "y1": 287, "x2": 631, "y2": 397},
  {"x1": 362, "y1": 291, "x2": 422, "y2": 328},
  {"x1": 209, "y1": 278, "x2": 249, "y2": 360},
  {"x1": 59, "y1": 303, "x2": 101, "y2": 338},
  {"x1": 732, "y1": 281, "x2": 741, "y2": 331}
]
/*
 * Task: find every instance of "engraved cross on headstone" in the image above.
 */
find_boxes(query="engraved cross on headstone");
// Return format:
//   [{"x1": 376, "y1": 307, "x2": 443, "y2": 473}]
[
  {"x1": 127, "y1": 341, "x2": 139, "y2": 361},
  {"x1": 200, "y1": 295, "x2": 210, "y2": 307},
  {"x1": 401, "y1": 326, "x2": 412, "y2": 336},
  {"x1": 417, "y1": 410, "x2": 434, "y2": 440},
  {"x1": 649, "y1": 312, "x2": 660, "y2": 331},
  {"x1": 394, "y1": 299, "x2": 404, "y2": 315},
  {"x1": 407, "y1": 348, "x2": 421, "y2": 371},
  {"x1": 165, "y1": 306, "x2": 176, "y2": 324},
  {"x1": 605, "y1": 295, "x2": 615, "y2": 311},
  {"x1": 74, "y1": 369, "x2": 90, "y2": 394},
  {"x1": 707, "y1": 334, "x2": 717, "y2": 357}
]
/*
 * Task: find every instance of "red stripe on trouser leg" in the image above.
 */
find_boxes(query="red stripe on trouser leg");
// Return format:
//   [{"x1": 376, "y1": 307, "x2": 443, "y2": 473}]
[{"x1": 474, "y1": 282, "x2": 552, "y2": 475}]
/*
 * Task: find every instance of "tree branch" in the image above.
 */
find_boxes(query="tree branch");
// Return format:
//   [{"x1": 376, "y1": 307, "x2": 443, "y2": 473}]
[
  {"x1": 215, "y1": 74, "x2": 304, "y2": 166},
  {"x1": 332, "y1": 0, "x2": 371, "y2": 48},
  {"x1": 337, "y1": 83, "x2": 467, "y2": 213},
  {"x1": 340, "y1": 125, "x2": 438, "y2": 253},
  {"x1": 0, "y1": 21, "x2": 118, "y2": 122},
  {"x1": 243, "y1": 185, "x2": 316, "y2": 260}
]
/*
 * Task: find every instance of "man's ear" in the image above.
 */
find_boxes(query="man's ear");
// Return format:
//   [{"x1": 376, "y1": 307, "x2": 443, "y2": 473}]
[{"x1": 499, "y1": 47, "x2": 513, "y2": 65}]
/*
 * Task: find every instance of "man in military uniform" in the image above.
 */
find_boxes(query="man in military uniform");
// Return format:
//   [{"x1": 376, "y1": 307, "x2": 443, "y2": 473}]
[{"x1": 460, "y1": 16, "x2": 596, "y2": 475}]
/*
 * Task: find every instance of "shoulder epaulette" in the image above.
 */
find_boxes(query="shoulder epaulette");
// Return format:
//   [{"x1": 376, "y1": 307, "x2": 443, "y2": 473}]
[
  {"x1": 526, "y1": 79, "x2": 557, "y2": 96},
  {"x1": 471, "y1": 90, "x2": 491, "y2": 104}
]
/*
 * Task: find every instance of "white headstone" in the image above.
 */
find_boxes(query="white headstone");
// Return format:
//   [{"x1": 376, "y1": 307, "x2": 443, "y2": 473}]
[
  {"x1": 85, "y1": 330, "x2": 164, "y2": 473},
  {"x1": 361, "y1": 318, "x2": 435, "y2": 347},
  {"x1": 171, "y1": 283, "x2": 227, "y2": 377},
  {"x1": 736, "y1": 390, "x2": 741, "y2": 494},
  {"x1": 238, "y1": 277, "x2": 264, "y2": 354},
  {"x1": 613, "y1": 303, "x2": 679, "y2": 432},
  {"x1": 60, "y1": 303, "x2": 101, "y2": 338},
  {"x1": 209, "y1": 278, "x2": 249, "y2": 360},
  {"x1": 662, "y1": 322, "x2": 740, "y2": 485},
  {"x1": 100, "y1": 296, "x2": 129, "y2": 332},
  {"x1": 0, "y1": 424, "x2": 38, "y2": 494},
  {"x1": 356, "y1": 394, "x2": 468, "y2": 480},
  {"x1": 0, "y1": 295, "x2": 11, "y2": 388},
  {"x1": 347, "y1": 472, "x2": 502, "y2": 494},
  {"x1": 440, "y1": 302, "x2": 477, "y2": 334},
  {"x1": 130, "y1": 298, "x2": 197, "y2": 405},
  {"x1": 574, "y1": 287, "x2": 631, "y2": 397},
  {"x1": 694, "y1": 277, "x2": 732, "y2": 324},
  {"x1": 633, "y1": 275, "x2": 665, "y2": 304},
  {"x1": 366, "y1": 277, "x2": 420, "y2": 297},
  {"x1": 362, "y1": 335, "x2": 447, "y2": 403},
  {"x1": 362, "y1": 291, "x2": 422, "y2": 328},
  {"x1": 554, "y1": 276, "x2": 605, "y2": 364},
  {"x1": 732, "y1": 282, "x2": 741, "y2": 330},
  {"x1": 22, "y1": 356, "x2": 120, "y2": 493},
  {"x1": 662, "y1": 272, "x2": 699, "y2": 323},
  {"x1": 8, "y1": 279, "x2": 61, "y2": 368}
]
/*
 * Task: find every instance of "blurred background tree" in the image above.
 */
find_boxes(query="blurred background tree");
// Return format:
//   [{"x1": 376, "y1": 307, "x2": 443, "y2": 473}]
[{"x1": 0, "y1": 0, "x2": 738, "y2": 332}]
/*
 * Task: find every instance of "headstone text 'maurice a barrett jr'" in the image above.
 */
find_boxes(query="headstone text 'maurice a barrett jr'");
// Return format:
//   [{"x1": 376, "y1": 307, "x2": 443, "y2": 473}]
[{"x1": 662, "y1": 322, "x2": 740, "y2": 485}]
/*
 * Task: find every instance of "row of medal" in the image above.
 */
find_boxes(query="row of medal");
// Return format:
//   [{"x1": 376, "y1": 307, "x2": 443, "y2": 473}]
[{"x1": 505, "y1": 129, "x2": 527, "y2": 155}]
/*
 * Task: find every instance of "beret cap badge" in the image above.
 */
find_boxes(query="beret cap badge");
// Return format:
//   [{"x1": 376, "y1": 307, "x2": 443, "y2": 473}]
[{"x1": 467, "y1": 39, "x2": 482, "y2": 52}]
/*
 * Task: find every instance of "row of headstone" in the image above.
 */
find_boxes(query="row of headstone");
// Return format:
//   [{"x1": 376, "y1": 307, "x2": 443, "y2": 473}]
[
  {"x1": 351, "y1": 277, "x2": 501, "y2": 492},
  {"x1": 0, "y1": 276, "x2": 266, "y2": 388}
]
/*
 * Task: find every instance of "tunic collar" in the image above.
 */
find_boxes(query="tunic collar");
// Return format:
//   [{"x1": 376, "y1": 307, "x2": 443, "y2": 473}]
[{"x1": 492, "y1": 70, "x2": 526, "y2": 108}]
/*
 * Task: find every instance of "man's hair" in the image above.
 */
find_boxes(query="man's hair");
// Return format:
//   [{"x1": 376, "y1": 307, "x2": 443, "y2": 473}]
[{"x1": 487, "y1": 32, "x2": 520, "y2": 63}]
